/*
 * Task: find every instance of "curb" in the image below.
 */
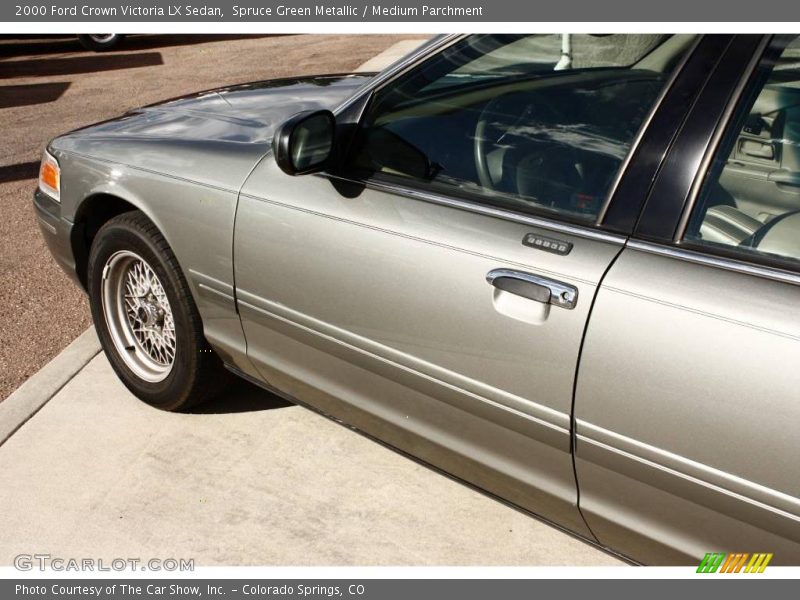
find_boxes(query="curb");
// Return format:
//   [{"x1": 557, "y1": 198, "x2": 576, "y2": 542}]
[
  {"x1": 0, "y1": 327, "x2": 100, "y2": 446},
  {"x1": 355, "y1": 39, "x2": 429, "y2": 72}
]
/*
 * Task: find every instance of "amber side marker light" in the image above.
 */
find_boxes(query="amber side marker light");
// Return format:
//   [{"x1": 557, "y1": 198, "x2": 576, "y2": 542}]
[{"x1": 39, "y1": 150, "x2": 61, "y2": 202}]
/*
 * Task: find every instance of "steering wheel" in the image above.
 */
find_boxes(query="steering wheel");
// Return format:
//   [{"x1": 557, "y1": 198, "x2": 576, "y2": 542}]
[{"x1": 473, "y1": 91, "x2": 562, "y2": 191}]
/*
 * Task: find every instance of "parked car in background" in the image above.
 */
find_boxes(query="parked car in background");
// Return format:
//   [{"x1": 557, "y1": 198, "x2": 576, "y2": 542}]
[
  {"x1": 35, "y1": 33, "x2": 800, "y2": 565},
  {"x1": 77, "y1": 34, "x2": 125, "y2": 51}
]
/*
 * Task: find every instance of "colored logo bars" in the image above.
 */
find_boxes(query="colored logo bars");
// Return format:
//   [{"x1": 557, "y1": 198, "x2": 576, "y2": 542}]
[{"x1": 697, "y1": 552, "x2": 773, "y2": 573}]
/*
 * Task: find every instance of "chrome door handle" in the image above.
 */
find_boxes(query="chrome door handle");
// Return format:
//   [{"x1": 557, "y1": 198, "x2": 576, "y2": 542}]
[{"x1": 486, "y1": 269, "x2": 578, "y2": 309}]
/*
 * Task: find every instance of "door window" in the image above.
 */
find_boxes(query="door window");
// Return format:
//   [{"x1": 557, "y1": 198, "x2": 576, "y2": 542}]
[
  {"x1": 348, "y1": 34, "x2": 697, "y2": 223},
  {"x1": 684, "y1": 36, "x2": 800, "y2": 268}
]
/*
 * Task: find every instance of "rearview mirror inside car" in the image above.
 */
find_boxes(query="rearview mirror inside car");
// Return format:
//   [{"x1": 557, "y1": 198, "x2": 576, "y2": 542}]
[{"x1": 273, "y1": 110, "x2": 336, "y2": 176}]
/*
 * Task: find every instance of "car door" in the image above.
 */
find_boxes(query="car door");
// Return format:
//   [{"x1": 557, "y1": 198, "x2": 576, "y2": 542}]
[
  {"x1": 233, "y1": 34, "x2": 706, "y2": 537},
  {"x1": 574, "y1": 35, "x2": 800, "y2": 564}
]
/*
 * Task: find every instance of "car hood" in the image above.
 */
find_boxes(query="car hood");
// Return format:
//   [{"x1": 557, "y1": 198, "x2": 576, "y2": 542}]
[
  {"x1": 52, "y1": 73, "x2": 374, "y2": 190},
  {"x1": 64, "y1": 73, "x2": 373, "y2": 144}
]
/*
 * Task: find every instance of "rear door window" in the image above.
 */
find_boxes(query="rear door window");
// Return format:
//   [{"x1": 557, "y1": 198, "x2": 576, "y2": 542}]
[{"x1": 684, "y1": 36, "x2": 800, "y2": 268}]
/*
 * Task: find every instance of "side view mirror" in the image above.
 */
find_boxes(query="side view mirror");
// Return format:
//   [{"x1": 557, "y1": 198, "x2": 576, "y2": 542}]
[{"x1": 273, "y1": 109, "x2": 335, "y2": 176}]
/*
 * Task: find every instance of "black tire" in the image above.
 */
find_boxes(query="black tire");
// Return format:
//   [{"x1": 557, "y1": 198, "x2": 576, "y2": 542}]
[
  {"x1": 88, "y1": 210, "x2": 227, "y2": 411},
  {"x1": 77, "y1": 34, "x2": 125, "y2": 52}
]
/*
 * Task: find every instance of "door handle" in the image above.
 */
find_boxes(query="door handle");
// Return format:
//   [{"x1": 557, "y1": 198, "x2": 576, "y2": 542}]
[
  {"x1": 768, "y1": 170, "x2": 800, "y2": 187},
  {"x1": 740, "y1": 139, "x2": 775, "y2": 160},
  {"x1": 486, "y1": 269, "x2": 578, "y2": 309}
]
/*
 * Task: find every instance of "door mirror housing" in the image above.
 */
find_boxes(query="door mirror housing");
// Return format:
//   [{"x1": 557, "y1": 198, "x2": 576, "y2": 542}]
[{"x1": 273, "y1": 110, "x2": 336, "y2": 175}]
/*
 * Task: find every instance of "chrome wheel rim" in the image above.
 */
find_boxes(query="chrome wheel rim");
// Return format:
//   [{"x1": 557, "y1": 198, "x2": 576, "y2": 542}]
[{"x1": 101, "y1": 250, "x2": 176, "y2": 383}]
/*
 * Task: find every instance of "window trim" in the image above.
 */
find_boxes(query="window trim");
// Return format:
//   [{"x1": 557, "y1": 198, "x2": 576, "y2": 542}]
[
  {"x1": 628, "y1": 239, "x2": 800, "y2": 287},
  {"x1": 659, "y1": 34, "x2": 800, "y2": 282},
  {"x1": 673, "y1": 35, "x2": 778, "y2": 242},
  {"x1": 600, "y1": 35, "x2": 736, "y2": 234},
  {"x1": 332, "y1": 34, "x2": 464, "y2": 117},
  {"x1": 318, "y1": 171, "x2": 627, "y2": 245},
  {"x1": 597, "y1": 34, "x2": 703, "y2": 224},
  {"x1": 333, "y1": 34, "x2": 704, "y2": 237},
  {"x1": 630, "y1": 35, "x2": 767, "y2": 242}
]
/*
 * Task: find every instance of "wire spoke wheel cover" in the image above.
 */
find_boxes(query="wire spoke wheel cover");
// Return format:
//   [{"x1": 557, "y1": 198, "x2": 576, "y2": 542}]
[{"x1": 101, "y1": 250, "x2": 176, "y2": 383}]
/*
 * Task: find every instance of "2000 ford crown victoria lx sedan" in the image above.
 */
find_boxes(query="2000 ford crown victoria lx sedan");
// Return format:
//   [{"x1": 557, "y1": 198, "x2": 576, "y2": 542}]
[{"x1": 35, "y1": 34, "x2": 800, "y2": 565}]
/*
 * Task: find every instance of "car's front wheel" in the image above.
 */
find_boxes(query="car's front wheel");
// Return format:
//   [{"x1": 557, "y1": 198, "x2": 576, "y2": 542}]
[{"x1": 88, "y1": 211, "x2": 226, "y2": 411}]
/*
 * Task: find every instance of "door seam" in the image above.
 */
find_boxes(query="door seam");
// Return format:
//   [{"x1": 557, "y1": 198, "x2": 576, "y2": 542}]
[{"x1": 569, "y1": 239, "x2": 627, "y2": 543}]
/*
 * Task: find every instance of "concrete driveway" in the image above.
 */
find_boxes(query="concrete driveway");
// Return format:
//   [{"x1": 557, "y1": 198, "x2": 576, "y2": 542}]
[{"x1": 0, "y1": 337, "x2": 621, "y2": 566}]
